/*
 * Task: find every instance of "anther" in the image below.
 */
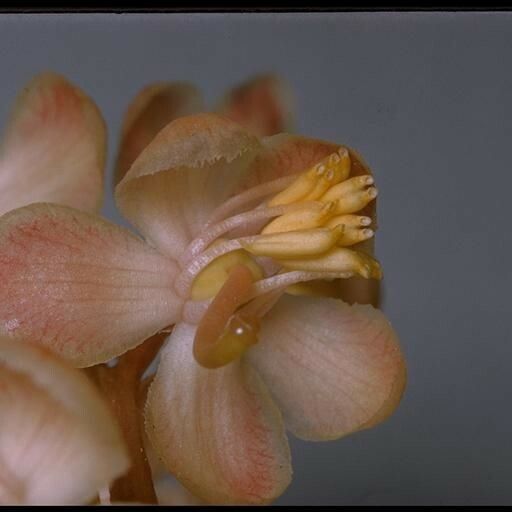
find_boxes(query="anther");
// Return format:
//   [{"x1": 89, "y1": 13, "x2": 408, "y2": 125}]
[
  {"x1": 261, "y1": 201, "x2": 335, "y2": 234},
  {"x1": 278, "y1": 247, "x2": 383, "y2": 279},
  {"x1": 241, "y1": 226, "x2": 343, "y2": 259},
  {"x1": 320, "y1": 174, "x2": 374, "y2": 203},
  {"x1": 324, "y1": 214, "x2": 372, "y2": 229}
]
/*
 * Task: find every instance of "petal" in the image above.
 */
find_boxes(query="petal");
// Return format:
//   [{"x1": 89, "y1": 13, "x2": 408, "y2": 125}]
[
  {"x1": 0, "y1": 203, "x2": 181, "y2": 367},
  {"x1": 0, "y1": 338, "x2": 129, "y2": 504},
  {"x1": 217, "y1": 74, "x2": 294, "y2": 137},
  {"x1": 145, "y1": 323, "x2": 292, "y2": 505},
  {"x1": 246, "y1": 295, "x2": 406, "y2": 441},
  {"x1": 116, "y1": 113, "x2": 261, "y2": 260},
  {"x1": 114, "y1": 82, "x2": 204, "y2": 185},
  {"x1": 0, "y1": 72, "x2": 106, "y2": 215}
]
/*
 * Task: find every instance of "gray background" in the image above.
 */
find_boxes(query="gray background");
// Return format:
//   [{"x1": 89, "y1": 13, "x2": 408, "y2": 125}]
[{"x1": 1, "y1": 12, "x2": 511, "y2": 505}]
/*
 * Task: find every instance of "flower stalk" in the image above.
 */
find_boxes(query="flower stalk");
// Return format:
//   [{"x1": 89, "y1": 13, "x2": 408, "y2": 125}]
[{"x1": 85, "y1": 332, "x2": 168, "y2": 504}]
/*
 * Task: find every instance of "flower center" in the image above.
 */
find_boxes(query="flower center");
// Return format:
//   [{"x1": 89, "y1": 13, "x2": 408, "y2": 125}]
[{"x1": 176, "y1": 147, "x2": 381, "y2": 369}]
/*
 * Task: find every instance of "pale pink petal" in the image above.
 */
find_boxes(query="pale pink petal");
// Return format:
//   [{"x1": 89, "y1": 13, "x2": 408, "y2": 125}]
[
  {"x1": 0, "y1": 72, "x2": 106, "y2": 215},
  {"x1": 246, "y1": 295, "x2": 406, "y2": 441},
  {"x1": 0, "y1": 203, "x2": 181, "y2": 367},
  {"x1": 217, "y1": 74, "x2": 294, "y2": 137},
  {"x1": 0, "y1": 338, "x2": 129, "y2": 504},
  {"x1": 114, "y1": 82, "x2": 204, "y2": 185},
  {"x1": 116, "y1": 113, "x2": 261, "y2": 260},
  {"x1": 145, "y1": 323, "x2": 291, "y2": 505}
]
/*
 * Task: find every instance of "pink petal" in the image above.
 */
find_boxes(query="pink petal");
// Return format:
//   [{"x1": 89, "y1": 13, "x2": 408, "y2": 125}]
[
  {"x1": 246, "y1": 295, "x2": 407, "y2": 441},
  {"x1": 145, "y1": 322, "x2": 292, "y2": 504},
  {"x1": 114, "y1": 82, "x2": 204, "y2": 185},
  {"x1": 0, "y1": 72, "x2": 106, "y2": 215},
  {"x1": 0, "y1": 203, "x2": 181, "y2": 367},
  {"x1": 116, "y1": 113, "x2": 261, "y2": 260},
  {"x1": 217, "y1": 74, "x2": 294, "y2": 137},
  {"x1": 0, "y1": 338, "x2": 129, "y2": 504}
]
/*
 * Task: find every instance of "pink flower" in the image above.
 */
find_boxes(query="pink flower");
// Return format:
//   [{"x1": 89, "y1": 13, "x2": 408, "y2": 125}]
[
  {"x1": 0, "y1": 107, "x2": 405, "y2": 504},
  {"x1": 0, "y1": 337, "x2": 129, "y2": 504},
  {"x1": 0, "y1": 72, "x2": 106, "y2": 216}
]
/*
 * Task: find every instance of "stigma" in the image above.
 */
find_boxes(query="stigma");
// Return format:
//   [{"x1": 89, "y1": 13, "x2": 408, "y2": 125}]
[{"x1": 181, "y1": 147, "x2": 382, "y2": 369}]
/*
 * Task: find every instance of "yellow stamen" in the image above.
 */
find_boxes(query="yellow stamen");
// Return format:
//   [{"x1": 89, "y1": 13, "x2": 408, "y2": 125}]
[
  {"x1": 320, "y1": 174, "x2": 375, "y2": 203},
  {"x1": 324, "y1": 214, "x2": 372, "y2": 229},
  {"x1": 262, "y1": 201, "x2": 335, "y2": 234},
  {"x1": 323, "y1": 215, "x2": 374, "y2": 246},
  {"x1": 331, "y1": 187, "x2": 378, "y2": 216},
  {"x1": 267, "y1": 163, "x2": 325, "y2": 207},
  {"x1": 267, "y1": 147, "x2": 351, "y2": 207},
  {"x1": 241, "y1": 226, "x2": 343, "y2": 259},
  {"x1": 278, "y1": 247, "x2": 382, "y2": 279}
]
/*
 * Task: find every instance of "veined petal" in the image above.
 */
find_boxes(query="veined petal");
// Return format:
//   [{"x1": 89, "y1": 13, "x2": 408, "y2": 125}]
[
  {"x1": 145, "y1": 323, "x2": 292, "y2": 505},
  {"x1": 0, "y1": 203, "x2": 181, "y2": 367},
  {"x1": 217, "y1": 74, "x2": 294, "y2": 137},
  {"x1": 0, "y1": 72, "x2": 106, "y2": 215},
  {"x1": 114, "y1": 82, "x2": 204, "y2": 185},
  {"x1": 246, "y1": 295, "x2": 406, "y2": 441},
  {"x1": 0, "y1": 338, "x2": 129, "y2": 504},
  {"x1": 116, "y1": 113, "x2": 261, "y2": 260}
]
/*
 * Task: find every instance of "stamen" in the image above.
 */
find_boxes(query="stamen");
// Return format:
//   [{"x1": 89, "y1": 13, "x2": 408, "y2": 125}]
[
  {"x1": 333, "y1": 187, "x2": 378, "y2": 215},
  {"x1": 193, "y1": 265, "x2": 259, "y2": 369},
  {"x1": 241, "y1": 226, "x2": 344, "y2": 259},
  {"x1": 247, "y1": 270, "x2": 352, "y2": 299},
  {"x1": 320, "y1": 174, "x2": 374, "y2": 203},
  {"x1": 205, "y1": 174, "x2": 298, "y2": 227},
  {"x1": 261, "y1": 201, "x2": 335, "y2": 234},
  {"x1": 278, "y1": 247, "x2": 383, "y2": 279},
  {"x1": 267, "y1": 147, "x2": 352, "y2": 207},
  {"x1": 324, "y1": 214, "x2": 372, "y2": 228},
  {"x1": 302, "y1": 153, "x2": 349, "y2": 200},
  {"x1": 323, "y1": 214, "x2": 375, "y2": 246},
  {"x1": 267, "y1": 165, "x2": 323, "y2": 207},
  {"x1": 180, "y1": 202, "x2": 309, "y2": 267}
]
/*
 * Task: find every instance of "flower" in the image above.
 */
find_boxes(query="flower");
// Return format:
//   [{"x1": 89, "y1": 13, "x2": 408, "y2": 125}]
[
  {"x1": 0, "y1": 337, "x2": 129, "y2": 504},
  {"x1": 0, "y1": 112, "x2": 406, "y2": 504},
  {"x1": 0, "y1": 72, "x2": 107, "y2": 216},
  {"x1": 113, "y1": 73, "x2": 293, "y2": 185}
]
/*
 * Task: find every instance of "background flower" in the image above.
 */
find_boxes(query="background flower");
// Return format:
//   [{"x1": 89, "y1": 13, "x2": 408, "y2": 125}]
[
  {"x1": 0, "y1": 72, "x2": 106, "y2": 215},
  {"x1": 0, "y1": 337, "x2": 129, "y2": 505}
]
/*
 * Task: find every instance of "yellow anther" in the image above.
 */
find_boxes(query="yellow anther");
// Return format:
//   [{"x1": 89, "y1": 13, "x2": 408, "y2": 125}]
[
  {"x1": 333, "y1": 186, "x2": 378, "y2": 215},
  {"x1": 323, "y1": 214, "x2": 374, "y2": 246},
  {"x1": 324, "y1": 214, "x2": 372, "y2": 229},
  {"x1": 262, "y1": 201, "x2": 335, "y2": 234},
  {"x1": 241, "y1": 226, "x2": 343, "y2": 259},
  {"x1": 335, "y1": 146, "x2": 351, "y2": 181},
  {"x1": 191, "y1": 244, "x2": 263, "y2": 301},
  {"x1": 267, "y1": 147, "x2": 352, "y2": 207},
  {"x1": 278, "y1": 247, "x2": 382, "y2": 279},
  {"x1": 320, "y1": 174, "x2": 374, "y2": 203},
  {"x1": 267, "y1": 166, "x2": 322, "y2": 207}
]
